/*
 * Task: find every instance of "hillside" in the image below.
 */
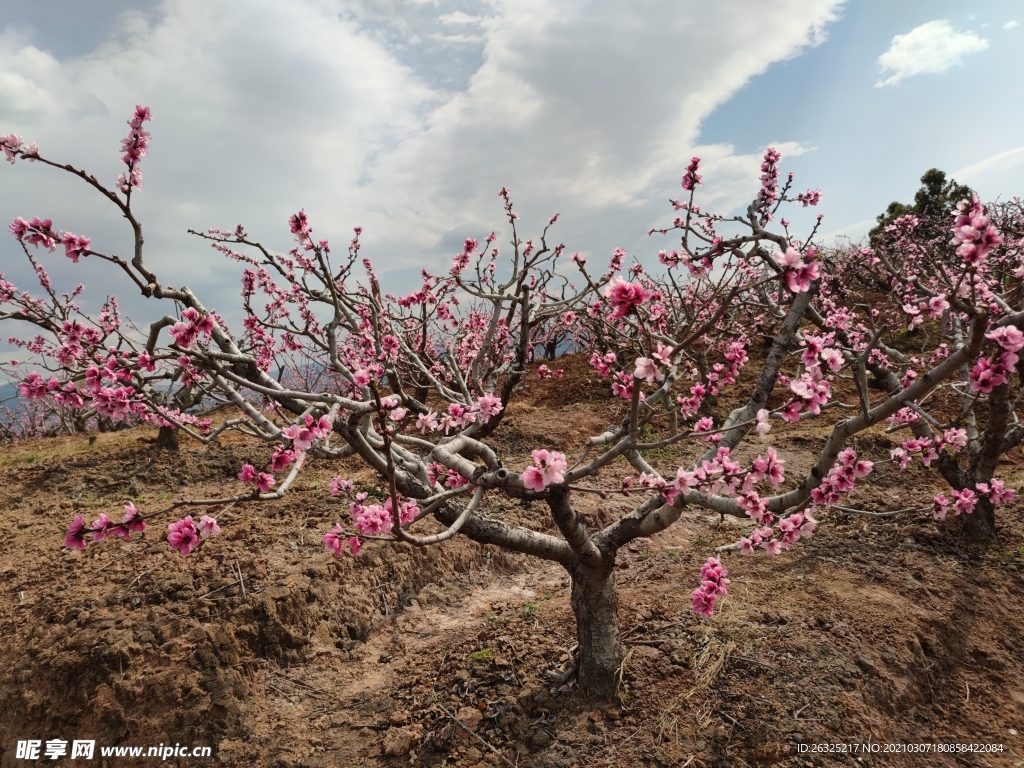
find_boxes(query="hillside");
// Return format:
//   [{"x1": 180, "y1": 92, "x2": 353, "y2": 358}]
[{"x1": 1, "y1": 355, "x2": 1023, "y2": 767}]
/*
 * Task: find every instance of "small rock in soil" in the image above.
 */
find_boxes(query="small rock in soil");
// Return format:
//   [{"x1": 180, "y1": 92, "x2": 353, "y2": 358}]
[
  {"x1": 457, "y1": 706, "x2": 483, "y2": 732},
  {"x1": 527, "y1": 729, "x2": 554, "y2": 750},
  {"x1": 382, "y1": 727, "x2": 415, "y2": 757}
]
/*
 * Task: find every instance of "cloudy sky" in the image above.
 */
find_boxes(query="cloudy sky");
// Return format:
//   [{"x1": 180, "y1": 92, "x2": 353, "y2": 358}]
[{"x1": 1, "y1": 0, "x2": 1021, "y2": 345}]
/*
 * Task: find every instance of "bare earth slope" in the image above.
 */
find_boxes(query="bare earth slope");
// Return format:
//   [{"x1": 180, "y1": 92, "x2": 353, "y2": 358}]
[{"x1": 1, "y1": 355, "x2": 1023, "y2": 767}]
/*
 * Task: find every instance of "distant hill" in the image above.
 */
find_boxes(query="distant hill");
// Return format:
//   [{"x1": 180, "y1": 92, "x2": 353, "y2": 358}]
[{"x1": 0, "y1": 381, "x2": 21, "y2": 411}]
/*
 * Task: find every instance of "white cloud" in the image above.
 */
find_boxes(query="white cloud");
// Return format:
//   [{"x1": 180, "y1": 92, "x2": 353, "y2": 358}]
[
  {"x1": 427, "y1": 32, "x2": 484, "y2": 43},
  {"x1": 0, "y1": 0, "x2": 846, "y2": 335},
  {"x1": 953, "y1": 145, "x2": 1024, "y2": 180},
  {"x1": 1005, "y1": 20, "x2": 1019, "y2": 30},
  {"x1": 367, "y1": 0, "x2": 844, "y2": 246},
  {"x1": 875, "y1": 19, "x2": 988, "y2": 88},
  {"x1": 439, "y1": 11, "x2": 484, "y2": 24}
]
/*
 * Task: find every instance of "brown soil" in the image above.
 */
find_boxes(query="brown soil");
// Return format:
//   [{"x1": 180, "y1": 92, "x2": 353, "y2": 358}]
[{"x1": 1, "y1": 356, "x2": 1023, "y2": 767}]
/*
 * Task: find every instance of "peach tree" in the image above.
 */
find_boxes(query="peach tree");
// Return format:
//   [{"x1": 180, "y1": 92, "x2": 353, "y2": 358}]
[{"x1": 2, "y1": 110, "x2": 1017, "y2": 699}]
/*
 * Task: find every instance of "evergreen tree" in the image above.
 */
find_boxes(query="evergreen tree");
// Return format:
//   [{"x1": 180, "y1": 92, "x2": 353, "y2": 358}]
[{"x1": 869, "y1": 168, "x2": 974, "y2": 245}]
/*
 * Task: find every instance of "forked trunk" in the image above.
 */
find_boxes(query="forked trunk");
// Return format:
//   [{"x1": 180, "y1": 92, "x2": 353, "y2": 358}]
[
  {"x1": 156, "y1": 425, "x2": 180, "y2": 452},
  {"x1": 569, "y1": 559, "x2": 623, "y2": 700},
  {"x1": 961, "y1": 495, "x2": 996, "y2": 546}
]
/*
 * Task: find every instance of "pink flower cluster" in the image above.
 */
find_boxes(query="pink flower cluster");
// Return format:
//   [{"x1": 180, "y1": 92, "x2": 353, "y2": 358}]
[
  {"x1": 777, "y1": 246, "x2": 820, "y2": 293},
  {"x1": 970, "y1": 356, "x2": 1013, "y2": 393},
  {"x1": 116, "y1": 105, "x2": 152, "y2": 193},
  {"x1": 757, "y1": 147, "x2": 782, "y2": 223},
  {"x1": 426, "y1": 462, "x2": 471, "y2": 489},
  {"x1": 348, "y1": 494, "x2": 419, "y2": 535},
  {"x1": 737, "y1": 511, "x2": 817, "y2": 557},
  {"x1": 951, "y1": 195, "x2": 1002, "y2": 265},
  {"x1": 890, "y1": 429, "x2": 968, "y2": 468},
  {"x1": 413, "y1": 394, "x2": 503, "y2": 435},
  {"x1": 903, "y1": 294, "x2": 950, "y2": 329},
  {"x1": 969, "y1": 324, "x2": 1024, "y2": 393},
  {"x1": 681, "y1": 156, "x2": 702, "y2": 192},
  {"x1": 281, "y1": 413, "x2": 333, "y2": 450},
  {"x1": 672, "y1": 446, "x2": 784, "y2": 515},
  {"x1": 677, "y1": 382, "x2": 706, "y2": 419},
  {"x1": 288, "y1": 209, "x2": 312, "y2": 248},
  {"x1": 169, "y1": 307, "x2": 216, "y2": 348},
  {"x1": 633, "y1": 343, "x2": 673, "y2": 386},
  {"x1": 9, "y1": 216, "x2": 91, "y2": 261},
  {"x1": 657, "y1": 249, "x2": 687, "y2": 268},
  {"x1": 801, "y1": 332, "x2": 844, "y2": 376},
  {"x1": 633, "y1": 356, "x2": 663, "y2": 385},
  {"x1": 537, "y1": 365, "x2": 564, "y2": 379},
  {"x1": 329, "y1": 476, "x2": 356, "y2": 496},
  {"x1": 238, "y1": 464, "x2": 276, "y2": 493},
  {"x1": 611, "y1": 371, "x2": 642, "y2": 401},
  {"x1": 1, "y1": 133, "x2": 38, "y2": 163},
  {"x1": 755, "y1": 408, "x2": 771, "y2": 440},
  {"x1": 706, "y1": 340, "x2": 750, "y2": 395},
  {"x1": 670, "y1": 446, "x2": 745, "y2": 499},
  {"x1": 795, "y1": 189, "x2": 822, "y2": 207},
  {"x1": 932, "y1": 480, "x2": 1015, "y2": 520},
  {"x1": 785, "y1": 371, "x2": 831, "y2": 419},
  {"x1": 691, "y1": 557, "x2": 729, "y2": 618},
  {"x1": 322, "y1": 524, "x2": 362, "y2": 556},
  {"x1": 92, "y1": 384, "x2": 136, "y2": 418},
  {"x1": 19, "y1": 350, "x2": 156, "y2": 422},
  {"x1": 271, "y1": 444, "x2": 300, "y2": 470},
  {"x1": 167, "y1": 514, "x2": 221, "y2": 556},
  {"x1": 64, "y1": 502, "x2": 147, "y2": 550},
  {"x1": 810, "y1": 448, "x2": 872, "y2": 507},
  {"x1": 589, "y1": 351, "x2": 616, "y2": 377},
  {"x1": 450, "y1": 238, "x2": 478, "y2": 277},
  {"x1": 18, "y1": 371, "x2": 59, "y2": 400},
  {"x1": 603, "y1": 276, "x2": 650, "y2": 319},
  {"x1": 751, "y1": 446, "x2": 786, "y2": 486},
  {"x1": 521, "y1": 449, "x2": 567, "y2": 492}
]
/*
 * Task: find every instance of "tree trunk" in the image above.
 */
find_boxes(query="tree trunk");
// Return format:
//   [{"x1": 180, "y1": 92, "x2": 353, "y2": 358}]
[
  {"x1": 961, "y1": 495, "x2": 996, "y2": 546},
  {"x1": 73, "y1": 413, "x2": 89, "y2": 434},
  {"x1": 156, "y1": 425, "x2": 180, "y2": 452},
  {"x1": 569, "y1": 559, "x2": 623, "y2": 700}
]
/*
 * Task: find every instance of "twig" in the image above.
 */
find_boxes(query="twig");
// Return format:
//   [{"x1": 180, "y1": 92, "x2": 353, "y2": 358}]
[
  {"x1": 720, "y1": 711, "x2": 745, "y2": 730},
  {"x1": 373, "y1": 576, "x2": 389, "y2": 617},
  {"x1": 622, "y1": 619, "x2": 685, "y2": 639},
  {"x1": 268, "y1": 682, "x2": 296, "y2": 703},
  {"x1": 615, "y1": 725, "x2": 645, "y2": 748},
  {"x1": 234, "y1": 559, "x2": 246, "y2": 600},
  {"x1": 274, "y1": 672, "x2": 330, "y2": 700},
  {"x1": 432, "y1": 652, "x2": 449, "y2": 683},
  {"x1": 832, "y1": 504, "x2": 928, "y2": 518},
  {"x1": 438, "y1": 705, "x2": 515, "y2": 768},
  {"x1": 196, "y1": 579, "x2": 242, "y2": 600},
  {"x1": 127, "y1": 569, "x2": 153, "y2": 591},
  {"x1": 734, "y1": 654, "x2": 772, "y2": 668}
]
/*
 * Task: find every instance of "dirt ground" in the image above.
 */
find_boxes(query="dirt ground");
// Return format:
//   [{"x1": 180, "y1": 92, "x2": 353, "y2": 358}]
[{"x1": 1, "y1": 354, "x2": 1023, "y2": 767}]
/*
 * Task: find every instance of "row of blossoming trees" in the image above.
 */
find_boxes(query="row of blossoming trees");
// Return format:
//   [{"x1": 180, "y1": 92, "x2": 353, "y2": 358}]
[{"x1": 1, "y1": 108, "x2": 1022, "y2": 698}]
